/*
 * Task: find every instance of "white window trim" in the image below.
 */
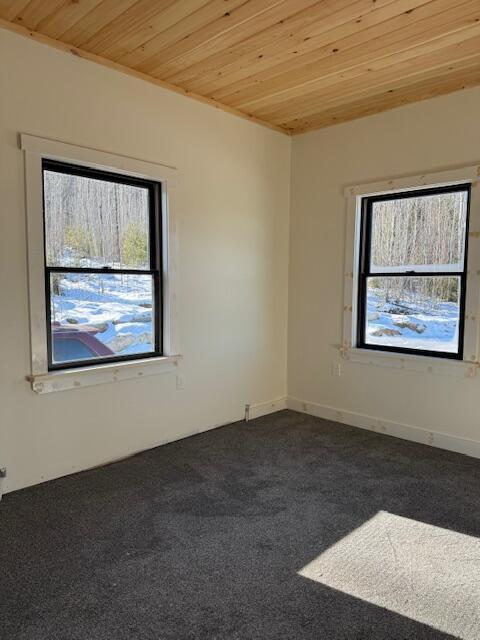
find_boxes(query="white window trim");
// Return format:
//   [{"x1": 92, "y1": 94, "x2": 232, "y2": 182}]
[
  {"x1": 342, "y1": 164, "x2": 480, "y2": 378},
  {"x1": 21, "y1": 133, "x2": 181, "y2": 393}
]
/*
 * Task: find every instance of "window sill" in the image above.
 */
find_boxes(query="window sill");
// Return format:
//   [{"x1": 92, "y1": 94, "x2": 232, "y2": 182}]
[
  {"x1": 27, "y1": 355, "x2": 182, "y2": 394},
  {"x1": 340, "y1": 347, "x2": 479, "y2": 378}
]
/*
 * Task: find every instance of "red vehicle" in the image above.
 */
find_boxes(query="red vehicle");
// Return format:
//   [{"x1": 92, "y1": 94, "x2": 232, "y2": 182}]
[{"x1": 52, "y1": 323, "x2": 114, "y2": 363}]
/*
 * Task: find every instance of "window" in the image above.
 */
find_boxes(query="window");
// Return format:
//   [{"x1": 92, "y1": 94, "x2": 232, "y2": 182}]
[
  {"x1": 357, "y1": 184, "x2": 470, "y2": 360},
  {"x1": 43, "y1": 160, "x2": 162, "y2": 370},
  {"x1": 22, "y1": 134, "x2": 179, "y2": 393}
]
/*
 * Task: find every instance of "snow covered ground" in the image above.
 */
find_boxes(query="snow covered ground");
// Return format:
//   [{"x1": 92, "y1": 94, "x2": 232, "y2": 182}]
[
  {"x1": 365, "y1": 287, "x2": 460, "y2": 353},
  {"x1": 51, "y1": 272, "x2": 459, "y2": 360},
  {"x1": 51, "y1": 271, "x2": 154, "y2": 357}
]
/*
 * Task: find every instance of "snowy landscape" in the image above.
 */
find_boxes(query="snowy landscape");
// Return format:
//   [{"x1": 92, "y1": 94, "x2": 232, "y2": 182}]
[
  {"x1": 51, "y1": 269, "x2": 154, "y2": 358},
  {"x1": 51, "y1": 270, "x2": 459, "y2": 360},
  {"x1": 365, "y1": 285, "x2": 460, "y2": 353}
]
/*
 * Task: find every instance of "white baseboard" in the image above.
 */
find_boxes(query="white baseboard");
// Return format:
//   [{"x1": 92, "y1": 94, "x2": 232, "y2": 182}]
[
  {"x1": 287, "y1": 396, "x2": 480, "y2": 460},
  {"x1": 249, "y1": 396, "x2": 287, "y2": 420}
]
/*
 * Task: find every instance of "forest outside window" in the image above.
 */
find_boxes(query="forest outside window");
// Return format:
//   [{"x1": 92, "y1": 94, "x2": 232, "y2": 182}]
[
  {"x1": 43, "y1": 160, "x2": 162, "y2": 370},
  {"x1": 357, "y1": 184, "x2": 470, "y2": 360}
]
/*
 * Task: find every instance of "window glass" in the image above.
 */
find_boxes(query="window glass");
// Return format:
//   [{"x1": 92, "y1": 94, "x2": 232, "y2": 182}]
[
  {"x1": 370, "y1": 191, "x2": 468, "y2": 273},
  {"x1": 364, "y1": 276, "x2": 461, "y2": 354},
  {"x1": 49, "y1": 272, "x2": 155, "y2": 364},
  {"x1": 44, "y1": 169, "x2": 150, "y2": 270}
]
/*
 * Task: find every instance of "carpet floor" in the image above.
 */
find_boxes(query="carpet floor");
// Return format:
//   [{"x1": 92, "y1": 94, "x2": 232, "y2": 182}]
[{"x1": 1, "y1": 410, "x2": 480, "y2": 640}]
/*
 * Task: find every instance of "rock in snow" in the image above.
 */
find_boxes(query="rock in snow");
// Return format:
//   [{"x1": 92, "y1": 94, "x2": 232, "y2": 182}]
[
  {"x1": 392, "y1": 317, "x2": 427, "y2": 334},
  {"x1": 371, "y1": 327, "x2": 402, "y2": 337}
]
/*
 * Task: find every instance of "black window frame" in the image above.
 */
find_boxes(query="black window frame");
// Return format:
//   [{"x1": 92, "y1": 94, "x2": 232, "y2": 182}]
[
  {"x1": 42, "y1": 159, "x2": 163, "y2": 371},
  {"x1": 357, "y1": 183, "x2": 471, "y2": 361}
]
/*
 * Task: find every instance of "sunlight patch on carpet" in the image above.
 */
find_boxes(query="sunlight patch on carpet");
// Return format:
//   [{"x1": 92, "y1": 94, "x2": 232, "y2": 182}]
[{"x1": 299, "y1": 511, "x2": 480, "y2": 639}]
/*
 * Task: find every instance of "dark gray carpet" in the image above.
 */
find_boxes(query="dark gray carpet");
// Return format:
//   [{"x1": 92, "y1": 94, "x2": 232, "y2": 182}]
[{"x1": 2, "y1": 410, "x2": 480, "y2": 640}]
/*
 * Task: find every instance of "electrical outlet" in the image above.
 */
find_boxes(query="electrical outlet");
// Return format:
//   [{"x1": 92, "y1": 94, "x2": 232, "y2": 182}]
[
  {"x1": 330, "y1": 362, "x2": 341, "y2": 377},
  {"x1": 176, "y1": 375, "x2": 184, "y2": 390}
]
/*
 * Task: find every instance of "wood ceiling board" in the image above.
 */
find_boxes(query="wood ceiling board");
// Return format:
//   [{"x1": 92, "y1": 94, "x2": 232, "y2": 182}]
[
  {"x1": 37, "y1": 1, "x2": 124, "y2": 41},
  {"x1": 79, "y1": 0, "x2": 178, "y2": 55},
  {"x1": 226, "y1": 33, "x2": 480, "y2": 117},
  {"x1": 117, "y1": 0, "x2": 288, "y2": 69},
  {"x1": 113, "y1": 0, "x2": 225, "y2": 65},
  {"x1": 162, "y1": 0, "x2": 398, "y2": 87},
  {"x1": 194, "y1": 0, "x2": 477, "y2": 98},
  {"x1": 237, "y1": 22, "x2": 480, "y2": 116},
  {"x1": 2, "y1": 0, "x2": 480, "y2": 135},
  {"x1": 0, "y1": 0, "x2": 31, "y2": 21},
  {"x1": 169, "y1": 0, "x2": 433, "y2": 94},
  {"x1": 262, "y1": 46, "x2": 480, "y2": 124},
  {"x1": 125, "y1": 0, "x2": 300, "y2": 74},
  {"x1": 287, "y1": 65, "x2": 480, "y2": 132},
  {"x1": 12, "y1": 0, "x2": 67, "y2": 30},
  {"x1": 99, "y1": 0, "x2": 214, "y2": 61},
  {"x1": 212, "y1": 0, "x2": 459, "y2": 105},
  {"x1": 142, "y1": 0, "x2": 320, "y2": 77},
  {"x1": 59, "y1": 0, "x2": 140, "y2": 46}
]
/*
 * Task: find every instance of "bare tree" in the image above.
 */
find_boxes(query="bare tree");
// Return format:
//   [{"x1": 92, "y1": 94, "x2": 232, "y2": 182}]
[
  {"x1": 44, "y1": 170, "x2": 149, "y2": 268},
  {"x1": 370, "y1": 192, "x2": 467, "y2": 308}
]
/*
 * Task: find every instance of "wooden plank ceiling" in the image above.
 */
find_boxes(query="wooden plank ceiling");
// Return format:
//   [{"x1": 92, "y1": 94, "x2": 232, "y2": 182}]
[{"x1": 1, "y1": 0, "x2": 480, "y2": 134}]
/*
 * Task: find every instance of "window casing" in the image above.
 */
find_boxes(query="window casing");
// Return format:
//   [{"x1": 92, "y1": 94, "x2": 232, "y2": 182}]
[
  {"x1": 342, "y1": 165, "x2": 480, "y2": 375},
  {"x1": 356, "y1": 184, "x2": 471, "y2": 360},
  {"x1": 22, "y1": 134, "x2": 180, "y2": 393},
  {"x1": 42, "y1": 160, "x2": 163, "y2": 371}
]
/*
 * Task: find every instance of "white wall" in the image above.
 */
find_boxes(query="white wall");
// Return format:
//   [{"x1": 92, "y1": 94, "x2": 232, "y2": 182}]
[
  {"x1": 0, "y1": 29, "x2": 290, "y2": 493},
  {"x1": 289, "y1": 87, "x2": 480, "y2": 450}
]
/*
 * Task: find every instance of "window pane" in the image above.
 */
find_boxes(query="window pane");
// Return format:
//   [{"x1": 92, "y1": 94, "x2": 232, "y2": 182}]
[
  {"x1": 370, "y1": 190, "x2": 468, "y2": 273},
  {"x1": 50, "y1": 272, "x2": 155, "y2": 364},
  {"x1": 365, "y1": 276, "x2": 461, "y2": 354},
  {"x1": 44, "y1": 168, "x2": 151, "y2": 270}
]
